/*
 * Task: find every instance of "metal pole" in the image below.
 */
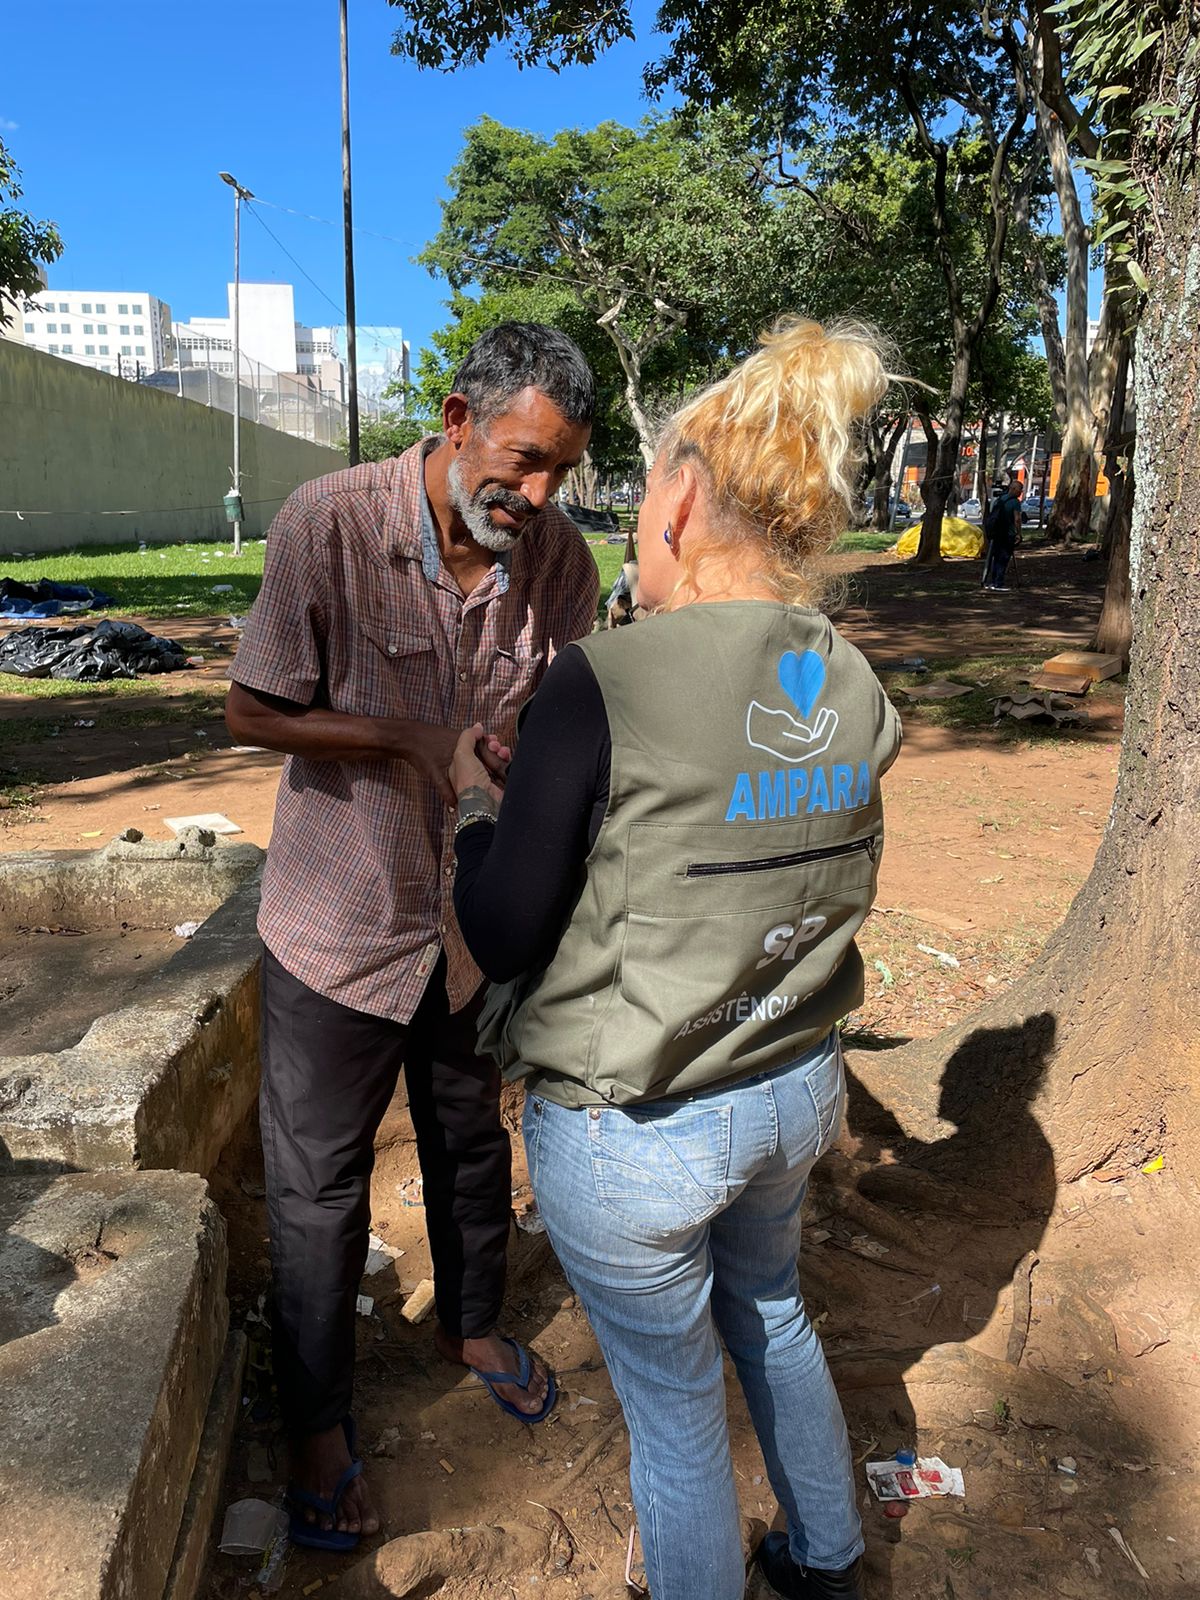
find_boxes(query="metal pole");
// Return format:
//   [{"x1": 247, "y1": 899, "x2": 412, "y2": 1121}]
[
  {"x1": 220, "y1": 172, "x2": 254, "y2": 554},
  {"x1": 232, "y1": 190, "x2": 243, "y2": 555},
  {"x1": 341, "y1": 0, "x2": 360, "y2": 466}
]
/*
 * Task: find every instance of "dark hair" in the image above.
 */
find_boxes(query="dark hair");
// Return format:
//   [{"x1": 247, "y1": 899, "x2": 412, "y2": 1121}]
[{"x1": 451, "y1": 322, "x2": 595, "y2": 428}]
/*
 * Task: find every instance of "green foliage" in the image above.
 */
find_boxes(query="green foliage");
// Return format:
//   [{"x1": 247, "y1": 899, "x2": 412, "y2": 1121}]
[
  {"x1": 0, "y1": 138, "x2": 63, "y2": 324},
  {"x1": 347, "y1": 413, "x2": 431, "y2": 462}
]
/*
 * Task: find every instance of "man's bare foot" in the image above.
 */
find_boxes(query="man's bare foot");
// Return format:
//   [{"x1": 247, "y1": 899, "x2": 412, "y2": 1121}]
[
  {"x1": 291, "y1": 1422, "x2": 381, "y2": 1536},
  {"x1": 434, "y1": 1325, "x2": 553, "y2": 1418}
]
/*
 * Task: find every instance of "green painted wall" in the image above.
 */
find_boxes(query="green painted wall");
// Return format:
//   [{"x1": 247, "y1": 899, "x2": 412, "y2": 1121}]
[{"x1": 1, "y1": 340, "x2": 347, "y2": 551}]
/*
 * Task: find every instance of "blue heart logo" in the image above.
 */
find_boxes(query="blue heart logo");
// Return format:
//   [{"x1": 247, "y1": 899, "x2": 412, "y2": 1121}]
[{"x1": 778, "y1": 650, "x2": 826, "y2": 719}]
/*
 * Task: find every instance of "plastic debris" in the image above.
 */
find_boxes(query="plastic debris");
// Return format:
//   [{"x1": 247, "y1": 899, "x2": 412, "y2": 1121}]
[
  {"x1": 173, "y1": 921, "x2": 202, "y2": 939},
  {"x1": 0, "y1": 619, "x2": 188, "y2": 681},
  {"x1": 73, "y1": 718, "x2": 96, "y2": 728},
  {"x1": 866, "y1": 1456, "x2": 965, "y2": 1500},
  {"x1": 872, "y1": 958, "x2": 894, "y2": 987},
  {"x1": 0, "y1": 576, "x2": 114, "y2": 618},
  {"x1": 355, "y1": 1293, "x2": 374, "y2": 1316},
  {"x1": 212, "y1": 583, "x2": 235, "y2": 593},
  {"x1": 229, "y1": 614, "x2": 250, "y2": 628},
  {"x1": 396, "y1": 1175, "x2": 424, "y2": 1207},
  {"x1": 917, "y1": 943, "x2": 961, "y2": 968},
  {"x1": 1056, "y1": 1456, "x2": 1078, "y2": 1476},
  {"x1": 186, "y1": 655, "x2": 205, "y2": 666},
  {"x1": 401, "y1": 1278, "x2": 437, "y2": 1325},
  {"x1": 994, "y1": 691, "x2": 1089, "y2": 727},
  {"x1": 1107, "y1": 1528, "x2": 1150, "y2": 1580},
  {"x1": 902, "y1": 656, "x2": 928, "y2": 671},
  {"x1": 1141, "y1": 1154, "x2": 1165, "y2": 1174},
  {"x1": 219, "y1": 1498, "x2": 288, "y2": 1555},
  {"x1": 165, "y1": 811, "x2": 242, "y2": 836},
  {"x1": 230, "y1": 744, "x2": 266, "y2": 754}
]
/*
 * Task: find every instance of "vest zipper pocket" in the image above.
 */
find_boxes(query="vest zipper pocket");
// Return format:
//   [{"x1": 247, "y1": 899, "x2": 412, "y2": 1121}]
[{"x1": 685, "y1": 836, "x2": 877, "y2": 878}]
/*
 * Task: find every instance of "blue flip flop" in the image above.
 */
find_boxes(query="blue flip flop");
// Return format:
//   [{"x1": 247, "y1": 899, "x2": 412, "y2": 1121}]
[
  {"x1": 470, "y1": 1337, "x2": 558, "y2": 1424},
  {"x1": 287, "y1": 1417, "x2": 364, "y2": 1552}
]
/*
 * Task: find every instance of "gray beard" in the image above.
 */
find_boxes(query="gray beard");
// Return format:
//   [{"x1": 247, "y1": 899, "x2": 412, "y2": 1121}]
[{"x1": 448, "y1": 457, "x2": 523, "y2": 554}]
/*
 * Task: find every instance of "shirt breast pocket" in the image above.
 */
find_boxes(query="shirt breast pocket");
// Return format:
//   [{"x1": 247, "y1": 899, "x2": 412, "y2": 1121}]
[{"x1": 351, "y1": 621, "x2": 437, "y2": 719}]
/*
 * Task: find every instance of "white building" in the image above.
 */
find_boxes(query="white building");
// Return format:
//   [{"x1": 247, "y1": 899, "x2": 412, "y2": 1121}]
[
  {"x1": 20, "y1": 288, "x2": 171, "y2": 377},
  {"x1": 340, "y1": 326, "x2": 411, "y2": 416},
  {"x1": 173, "y1": 282, "x2": 345, "y2": 401}
]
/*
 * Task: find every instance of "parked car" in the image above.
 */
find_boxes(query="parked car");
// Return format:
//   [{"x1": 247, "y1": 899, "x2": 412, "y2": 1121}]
[
  {"x1": 958, "y1": 497, "x2": 983, "y2": 521},
  {"x1": 1023, "y1": 493, "x2": 1054, "y2": 524}
]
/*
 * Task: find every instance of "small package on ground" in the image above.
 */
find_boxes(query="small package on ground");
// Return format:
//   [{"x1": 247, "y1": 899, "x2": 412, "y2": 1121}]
[{"x1": 866, "y1": 1456, "x2": 965, "y2": 1500}]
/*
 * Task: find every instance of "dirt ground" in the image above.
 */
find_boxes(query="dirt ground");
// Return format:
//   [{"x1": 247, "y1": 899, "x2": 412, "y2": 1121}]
[{"x1": 6, "y1": 547, "x2": 1195, "y2": 1597}]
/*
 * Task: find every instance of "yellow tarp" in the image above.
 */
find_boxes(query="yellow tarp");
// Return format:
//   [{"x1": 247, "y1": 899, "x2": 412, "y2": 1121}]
[{"x1": 892, "y1": 516, "x2": 984, "y2": 559}]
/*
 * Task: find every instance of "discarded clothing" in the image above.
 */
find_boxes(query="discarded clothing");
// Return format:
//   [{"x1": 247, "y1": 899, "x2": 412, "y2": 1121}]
[
  {"x1": 0, "y1": 577, "x2": 115, "y2": 618},
  {"x1": 0, "y1": 619, "x2": 188, "y2": 681}
]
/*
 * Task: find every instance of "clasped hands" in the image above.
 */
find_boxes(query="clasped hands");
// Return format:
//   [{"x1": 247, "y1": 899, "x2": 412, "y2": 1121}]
[{"x1": 449, "y1": 722, "x2": 510, "y2": 816}]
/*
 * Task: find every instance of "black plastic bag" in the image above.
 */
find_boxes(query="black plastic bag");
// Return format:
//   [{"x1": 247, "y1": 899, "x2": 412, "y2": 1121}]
[{"x1": 0, "y1": 619, "x2": 189, "y2": 681}]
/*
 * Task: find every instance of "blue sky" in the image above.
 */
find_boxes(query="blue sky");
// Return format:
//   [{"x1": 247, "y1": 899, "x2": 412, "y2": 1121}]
[{"x1": 3, "y1": 0, "x2": 666, "y2": 360}]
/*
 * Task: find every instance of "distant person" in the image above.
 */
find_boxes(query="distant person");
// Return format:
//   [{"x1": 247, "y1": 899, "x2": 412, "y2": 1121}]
[
  {"x1": 983, "y1": 479, "x2": 1023, "y2": 590},
  {"x1": 450, "y1": 318, "x2": 902, "y2": 1600},
  {"x1": 225, "y1": 324, "x2": 600, "y2": 1549}
]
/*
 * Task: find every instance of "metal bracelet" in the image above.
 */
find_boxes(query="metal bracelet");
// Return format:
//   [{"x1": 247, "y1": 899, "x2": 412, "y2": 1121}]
[{"x1": 454, "y1": 810, "x2": 496, "y2": 839}]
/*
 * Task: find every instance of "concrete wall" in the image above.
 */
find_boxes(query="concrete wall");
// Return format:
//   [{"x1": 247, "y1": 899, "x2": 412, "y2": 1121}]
[{"x1": 0, "y1": 338, "x2": 346, "y2": 551}]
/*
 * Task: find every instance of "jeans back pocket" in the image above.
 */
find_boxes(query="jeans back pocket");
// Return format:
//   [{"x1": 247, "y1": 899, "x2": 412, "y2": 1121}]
[{"x1": 590, "y1": 1100, "x2": 733, "y2": 1241}]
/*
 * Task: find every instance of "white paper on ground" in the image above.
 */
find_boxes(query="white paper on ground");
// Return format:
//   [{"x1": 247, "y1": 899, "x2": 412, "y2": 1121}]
[
  {"x1": 865, "y1": 1456, "x2": 965, "y2": 1500},
  {"x1": 356, "y1": 1293, "x2": 374, "y2": 1316},
  {"x1": 165, "y1": 812, "x2": 242, "y2": 836},
  {"x1": 364, "y1": 1231, "x2": 404, "y2": 1277}
]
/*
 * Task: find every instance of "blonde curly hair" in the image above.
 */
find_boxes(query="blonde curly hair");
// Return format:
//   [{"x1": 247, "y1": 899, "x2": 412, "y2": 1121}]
[{"x1": 658, "y1": 316, "x2": 890, "y2": 606}]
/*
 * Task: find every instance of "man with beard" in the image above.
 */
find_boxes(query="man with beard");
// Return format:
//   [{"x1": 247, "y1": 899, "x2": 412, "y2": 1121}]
[{"x1": 226, "y1": 324, "x2": 598, "y2": 1548}]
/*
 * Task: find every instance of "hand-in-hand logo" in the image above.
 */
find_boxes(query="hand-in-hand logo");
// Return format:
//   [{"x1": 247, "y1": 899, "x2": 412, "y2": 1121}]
[{"x1": 746, "y1": 650, "x2": 839, "y2": 763}]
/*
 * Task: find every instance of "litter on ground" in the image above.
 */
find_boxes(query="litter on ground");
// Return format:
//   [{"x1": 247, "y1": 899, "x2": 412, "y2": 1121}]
[
  {"x1": 165, "y1": 812, "x2": 242, "y2": 836},
  {"x1": 866, "y1": 1456, "x2": 965, "y2": 1500}
]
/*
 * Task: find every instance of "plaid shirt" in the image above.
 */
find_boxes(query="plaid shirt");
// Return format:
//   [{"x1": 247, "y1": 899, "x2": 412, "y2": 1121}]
[{"x1": 232, "y1": 438, "x2": 599, "y2": 1021}]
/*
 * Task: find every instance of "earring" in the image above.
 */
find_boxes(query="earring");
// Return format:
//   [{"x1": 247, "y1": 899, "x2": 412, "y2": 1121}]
[{"x1": 663, "y1": 524, "x2": 673, "y2": 547}]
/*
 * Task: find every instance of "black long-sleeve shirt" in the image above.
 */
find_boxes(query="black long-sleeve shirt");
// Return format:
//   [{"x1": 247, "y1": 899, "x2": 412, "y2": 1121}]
[{"x1": 453, "y1": 644, "x2": 610, "y2": 982}]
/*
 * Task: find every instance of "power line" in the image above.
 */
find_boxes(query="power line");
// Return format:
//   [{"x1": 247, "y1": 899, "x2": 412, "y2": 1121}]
[{"x1": 244, "y1": 201, "x2": 347, "y2": 324}]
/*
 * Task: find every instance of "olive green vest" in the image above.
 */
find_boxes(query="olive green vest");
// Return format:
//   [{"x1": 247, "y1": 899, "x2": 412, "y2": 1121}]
[{"x1": 478, "y1": 601, "x2": 902, "y2": 1107}]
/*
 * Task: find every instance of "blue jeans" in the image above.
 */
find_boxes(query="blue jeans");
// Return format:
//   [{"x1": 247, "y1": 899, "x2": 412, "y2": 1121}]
[{"x1": 524, "y1": 1033, "x2": 863, "y2": 1600}]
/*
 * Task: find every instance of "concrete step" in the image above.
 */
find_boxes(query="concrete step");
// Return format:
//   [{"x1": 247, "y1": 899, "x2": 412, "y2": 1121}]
[{"x1": 0, "y1": 1170, "x2": 228, "y2": 1600}]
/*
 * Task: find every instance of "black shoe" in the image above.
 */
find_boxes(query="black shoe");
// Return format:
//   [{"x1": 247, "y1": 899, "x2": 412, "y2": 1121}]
[{"x1": 756, "y1": 1532, "x2": 865, "y2": 1599}]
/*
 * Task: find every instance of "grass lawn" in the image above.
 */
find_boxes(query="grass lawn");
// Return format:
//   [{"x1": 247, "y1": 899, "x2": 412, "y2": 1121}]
[
  {"x1": 834, "y1": 529, "x2": 899, "y2": 553},
  {"x1": 1, "y1": 540, "x2": 266, "y2": 619}
]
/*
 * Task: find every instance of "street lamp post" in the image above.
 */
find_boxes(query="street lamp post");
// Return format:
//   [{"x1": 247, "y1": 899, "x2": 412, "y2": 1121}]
[
  {"x1": 340, "y1": 0, "x2": 360, "y2": 466},
  {"x1": 219, "y1": 171, "x2": 254, "y2": 556}
]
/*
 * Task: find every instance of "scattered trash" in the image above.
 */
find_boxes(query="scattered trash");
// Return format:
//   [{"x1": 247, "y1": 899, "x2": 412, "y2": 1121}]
[
  {"x1": 1141, "y1": 1154, "x2": 1165, "y2": 1174},
  {"x1": 902, "y1": 656, "x2": 928, "y2": 671},
  {"x1": 73, "y1": 718, "x2": 96, "y2": 728},
  {"x1": 364, "y1": 1231, "x2": 404, "y2": 1277},
  {"x1": 165, "y1": 811, "x2": 242, "y2": 836},
  {"x1": 1039, "y1": 648, "x2": 1121, "y2": 685},
  {"x1": 866, "y1": 1456, "x2": 965, "y2": 1501},
  {"x1": 850, "y1": 1235, "x2": 890, "y2": 1258},
  {"x1": 0, "y1": 619, "x2": 189, "y2": 681},
  {"x1": 439, "y1": 1457, "x2": 456, "y2": 1474},
  {"x1": 568, "y1": 1393, "x2": 600, "y2": 1413},
  {"x1": 917, "y1": 943, "x2": 960, "y2": 968},
  {"x1": 401, "y1": 1278, "x2": 437, "y2": 1325},
  {"x1": 883, "y1": 1501, "x2": 909, "y2": 1519},
  {"x1": 173, "y1": 920, "x2": 202, "y2": 939},
  {"x1": 1107, "y1": 1527, "x2": 1150, "y2": 1580},
  {"x1": 515, "y1": 1206, "x2": 547, "y2": 1235},
  {"x1": 808, "y1": 1227, "x2": 832, "y2": 1244},
  {"x1": 79, "y1": 830, "x2": 103, "y2": 839},
  {"x1": 212, "y1": 583, "x2": 235, "y2": 593},
  {"x1": 302, "y1": 1581, "x2": 324, "y2": 1597},
  {"x1": 396, "y1": 1175, "x2": 424, "y2": 1207},
  {"x1": 872, "y1": 958, "x2": 894, "y2": 987},
  {"x1": 219, "y1": 1498, "x2": 288, "y2": 1556},
  {"x1": 1056, "y1": 1456, "x2": 1078, "y2": 1477},
  {"x1": 1084, "y1": 1548, "x2": 1103, "y2": 1578},
  {"x1": 229, "y1": 614, "x2": 250, "y2": 629},
  {"x1": 186, "y1": 655, "x2": 205, "y2": 667},
  {"x1": 372, "y1": 1426, "x2": 402, "y2": 1458},
  {"x1": 355, "y1": 1293, "x2": 374, "y2": 1317},
  {"x1": 230, "y1": 744, "x2": 266, "y2": 754},
  {"x1": 900, "y1": 680, "x2": 975, "y2": 701},
  {"x1": 994, "y1": 691, "x2": 1089, "y2": 727}
]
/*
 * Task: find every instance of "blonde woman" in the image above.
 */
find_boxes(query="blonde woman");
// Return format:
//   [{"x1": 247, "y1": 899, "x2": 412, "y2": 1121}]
[{"x1": 448, "y1": 320, "x2": 901, "y2": 1600}]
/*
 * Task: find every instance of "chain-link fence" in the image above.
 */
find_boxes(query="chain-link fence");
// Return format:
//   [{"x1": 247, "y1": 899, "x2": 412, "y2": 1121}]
[{"x1": 141, "y1": 360, "x2": 347, "y2": 449}]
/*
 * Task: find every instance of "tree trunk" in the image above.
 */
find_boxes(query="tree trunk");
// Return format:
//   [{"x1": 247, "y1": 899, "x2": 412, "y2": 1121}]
[
  {"x1": 850, "y1": 26, "x2": 1200, "y2": 1185},
  {"x1": 913, "y1": 348, "x2": 969, "y2": 565},
  {"x1": 871, "y1": 416, "x2": 907, "y2": 530},
  {"x1": 974, "y1": 410, "x2": 990, "y2": 501},
  {"x1": 1092, "y1": 461, "x2": 1133, "y2": 664},
  {"x1": 1035, "y1": 31, "x2": 1097, "y2": 546}
]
